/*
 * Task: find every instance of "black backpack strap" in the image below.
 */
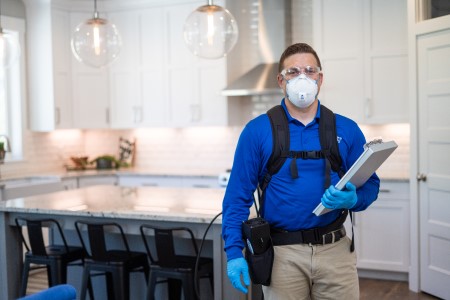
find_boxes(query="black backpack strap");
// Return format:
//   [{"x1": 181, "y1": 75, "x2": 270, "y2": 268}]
[
  {"x1": 319, "y1": 104, "x2": 344, "y2": 190},
  {"x1": 261, "y1": 105, "x2": 289, "y2": 191},
  {"x1": 257, "y1": 105, "x2": 289, "y2": 217}
]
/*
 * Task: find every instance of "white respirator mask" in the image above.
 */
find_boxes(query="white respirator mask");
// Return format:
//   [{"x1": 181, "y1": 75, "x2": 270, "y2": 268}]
[{"x1": 286, "y1": 73, "x2": 319, "y2": 109}]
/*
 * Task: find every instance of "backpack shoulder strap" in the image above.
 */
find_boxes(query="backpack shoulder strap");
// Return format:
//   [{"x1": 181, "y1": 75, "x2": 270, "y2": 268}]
[
  {"x1": 261, "y1": 105, "x2": 289, "y2": 191},
  {"x1": 319, "y1": 104, "x2": 344, "y2": 189}
]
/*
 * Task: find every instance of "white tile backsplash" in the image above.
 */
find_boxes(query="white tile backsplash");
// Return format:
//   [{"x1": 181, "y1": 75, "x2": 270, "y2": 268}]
[{"x1": 1, "y1": 123, "x2": 410, "y2": 180}]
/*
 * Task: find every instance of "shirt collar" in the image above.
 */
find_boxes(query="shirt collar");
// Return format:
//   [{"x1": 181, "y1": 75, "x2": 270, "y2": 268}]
[{"x1": 280, "y1": 98, "x2": 322, "y2": 124}]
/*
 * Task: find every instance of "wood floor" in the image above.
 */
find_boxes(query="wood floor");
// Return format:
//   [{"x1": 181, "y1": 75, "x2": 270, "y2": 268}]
[
  {"x1": 27, "y1": 271, "x2": 443, "y2": 299},
  {"x1": 359, "y1": 278, "x2": 442, "y2": 300}
]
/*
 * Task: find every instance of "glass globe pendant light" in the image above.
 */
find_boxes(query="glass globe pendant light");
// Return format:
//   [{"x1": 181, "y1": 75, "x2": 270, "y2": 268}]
[
  {"x1": 183, "y1": 0, "x2": 238, "y2": 59},
  {"x1": 0, "y1": 0, "x2": 20, "y2": 69},
  {"x1": 71, "y1": 0, "x2": 121, "y2": 68}
]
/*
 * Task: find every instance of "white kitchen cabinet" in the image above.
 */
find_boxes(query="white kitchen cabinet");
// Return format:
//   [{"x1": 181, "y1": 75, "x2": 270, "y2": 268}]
[
  {"x1": 70, "y1": 12, "x2": 111, "y2": 129},
  {"x1": 181, "y1": 176, "x2": 221, "y2": 189},
  {"x1": 52, "y1": 8, "x2": 73, "y2": 129},
  {"x1": 345, "y1": 181, "x2": 410, "y2": 276},
  {"x1": 166, "y1": 3, "x2": 228, "y2": 127},
  {"x1": 118, "y1": 175, "x2": 221, "y2": 188},
  {"x1": 313, "y1": 0, "x2": 408, "y2": 124},
  {"x1": 118, "y1": 175, "x2": 183, "y2": 187},
  {"x1": 78, "y1": 176, "x2": 118, "y2": 188},
  {"x1": 108, "y1": 8, "x2": 169, "y2": 128},
  {"x1": 25, "y1": 0, "x2": 73, "y2": 131},
  {"x1": 61, "y1": 178, "x2": 78, "y2": 190}
]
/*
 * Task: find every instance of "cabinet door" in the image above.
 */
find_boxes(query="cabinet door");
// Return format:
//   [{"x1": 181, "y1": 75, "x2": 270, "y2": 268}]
[
  {"x1": 52, "y1": 9, "x2": 73, "y2": 129},
  {"x1": 355, "y1": 182, "x2": 409, "y2": 273},
  {"x1": 165, "y1": 3, "x2": 228, "y2": 127},
  {"x1": 118, "y1": 175, "x2": 182, "y2": 187},
  {"x1": 108, "y1": 11, "x2": 140, "y2": 129},
  {"x1": 166, "y1": 3, "x2": 197, "y2": 127},
  {"x1": 196, "y1": 60, "x2": 228, "y2": 126},
  {"x1": 70, "y1": 12, "x2": 110, "y2": 129},
  {"x1": 362, "y1": 0, "x2": 408, "y2": 123},
  {"x1": 313, "y1": 0, "x2": 408, "y2": 124},
  {"x1": 313, "y1": 0, "x2": 364, "y2": 122},
  {"x1": 139, "y1": 8, "x2": 169, "y2": 127},
  {"x1": 78, "y1": 176, "x2": 118, "y2": 188},
  {"x1": 182, "y1": 176, "x2": 221, "y2": 188},
  {"x1": 61, "y1": 178, "x2": 78, "y2": 190}
]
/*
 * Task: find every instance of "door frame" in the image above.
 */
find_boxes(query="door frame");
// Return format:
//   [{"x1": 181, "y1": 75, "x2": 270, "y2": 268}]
[{"x1": 407, "y1": 1, "x2": 450, "y2": 293}]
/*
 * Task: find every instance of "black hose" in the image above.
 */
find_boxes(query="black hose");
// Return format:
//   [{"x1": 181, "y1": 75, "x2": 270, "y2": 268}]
[{"x1": 194, "y1": 211, "x2": 222, "y2": 299}]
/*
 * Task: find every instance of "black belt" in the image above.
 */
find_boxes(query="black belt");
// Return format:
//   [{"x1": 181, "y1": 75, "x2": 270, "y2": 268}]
[
  {"x1": 271, "y1": 226, "x2": 346, "y2": 246},
  {"x1": 270, "y1": 210, "x2": 348, "y2": 246}
]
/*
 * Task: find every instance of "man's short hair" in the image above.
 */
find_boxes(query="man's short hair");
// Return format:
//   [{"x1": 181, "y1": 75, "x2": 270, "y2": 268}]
[{"x1": 278, "y1": 43, "x2": 322, "y2": 73}]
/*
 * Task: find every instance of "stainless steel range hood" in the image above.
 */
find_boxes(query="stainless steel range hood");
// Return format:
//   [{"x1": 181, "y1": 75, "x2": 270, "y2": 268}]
[
  {"x1": 221, "y1": 63, "x2": 281, "y2": 96},
  {"x1": 222, "y1": 0, "x2": 290, "y2": 97}
]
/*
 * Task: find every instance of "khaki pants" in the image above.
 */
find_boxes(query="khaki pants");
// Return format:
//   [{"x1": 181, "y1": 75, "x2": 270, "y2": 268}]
[{"x1": 262, "y1": 236, "x2": 359, "y2": 300}]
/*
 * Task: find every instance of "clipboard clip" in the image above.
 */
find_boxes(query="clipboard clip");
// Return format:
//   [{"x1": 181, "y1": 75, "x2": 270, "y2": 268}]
[{"x1": 364, "y1": 138, "x2": 383, "y2": 149}]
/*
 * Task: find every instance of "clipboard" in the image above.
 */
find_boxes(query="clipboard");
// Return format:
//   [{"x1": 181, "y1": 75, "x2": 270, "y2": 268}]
[{"x1": 313, "y1": 139, "x2": 398, "y2": 216}]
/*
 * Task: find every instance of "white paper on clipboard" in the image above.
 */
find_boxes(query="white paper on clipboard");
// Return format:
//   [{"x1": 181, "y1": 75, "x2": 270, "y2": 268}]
[{"x1": 313, "y1": 140, "x2": 398, "y2": 216}]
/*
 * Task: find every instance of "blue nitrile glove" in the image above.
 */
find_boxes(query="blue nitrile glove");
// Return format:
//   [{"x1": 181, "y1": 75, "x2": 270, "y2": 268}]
[
  {"x1": 227, "y1": 257, "x2": 250, "y2": 294},
  {"x1": 321, "y1": 182, "x2": 358, "y2": 210}
]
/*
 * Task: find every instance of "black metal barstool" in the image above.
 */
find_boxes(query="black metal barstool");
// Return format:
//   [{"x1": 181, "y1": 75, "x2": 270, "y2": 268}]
[
  {"x1": 15, "y1": 218, "x2": 93, "y2": 298},
  {"x1": 140, "y1": 224, "x2": 214, "y2": 300},
  {"x1": 75, "y1": 220, "x2": 149, "y2": 300}
]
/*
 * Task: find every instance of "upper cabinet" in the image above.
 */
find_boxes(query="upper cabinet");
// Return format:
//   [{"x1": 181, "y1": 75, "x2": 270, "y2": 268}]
[
  {"x1": 52, "y1": 9, "x2": 73, "y2": 129},
  {"x1": 70, "y1": 11, "x2": 111, "y2": 129},
  {"x1": 313, "y1": 0, "x2": 408, "y2": 124},
  {"x1": 26, "y1": 0, "x2": 228, "y2": 131}
]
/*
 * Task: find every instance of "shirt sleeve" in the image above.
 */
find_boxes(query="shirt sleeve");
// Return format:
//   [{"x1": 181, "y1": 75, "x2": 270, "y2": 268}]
[
  {"x1": 222, "y1": 121, "x2": 265, "y2": 261},
  {"x1": 342, "y1": 122, "x2": 380, "y2": 211}
]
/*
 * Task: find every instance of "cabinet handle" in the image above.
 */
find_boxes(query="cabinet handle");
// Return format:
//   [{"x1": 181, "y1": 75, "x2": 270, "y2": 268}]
[
  {"x1": 190, "y1": 104, "x2": 201, "y2": 122},
  {"x1": 106, "y1": 108, "x2": 110, "y2": 124},
  {"x1": 365, "y1": 98, "x2": 372, "y2": 118},
  {"x1": 142, "y1": 183, "x2": 158, "y2": 187},
  {"x1": 379, "y1": 189, "x2": 390, "y2": 193},
  {"x1": 191, "y1": 184, "x2": 210, "y2": 188},
  {"x1": 55, "y1": 107, "x2": 61, "y2": 125}
]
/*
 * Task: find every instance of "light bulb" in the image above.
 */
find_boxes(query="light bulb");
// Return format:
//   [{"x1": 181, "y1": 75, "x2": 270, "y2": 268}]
[
  {"x1": 71, "y1": 16, "x2": 122, "y2": 68},
  {"x1": 184, "y1": 4, "x2": 238, "y2": 59},
  {"x1": 0, "y1": 29, "x2": 20, "y2": 69}
]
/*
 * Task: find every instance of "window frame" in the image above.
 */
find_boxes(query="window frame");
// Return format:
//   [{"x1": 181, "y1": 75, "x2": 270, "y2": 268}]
[{"x1": 0, "y1": 16, "x2": 26, "y2": 162}]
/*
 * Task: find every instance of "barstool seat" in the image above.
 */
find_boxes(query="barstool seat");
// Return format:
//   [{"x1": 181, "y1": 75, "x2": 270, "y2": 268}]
[
  {"x1": 15, "y1": 218, "x2": 92, "y2": 298},
  {"x1": 75, "y1": 221, "x2": 149, "y2": 300},
  {"x1": 140, "y1": 225, "x2": 214, "y2": 300}
]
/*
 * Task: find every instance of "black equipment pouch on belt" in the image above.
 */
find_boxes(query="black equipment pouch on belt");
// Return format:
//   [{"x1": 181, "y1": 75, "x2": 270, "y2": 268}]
[{"x1": 242, "y1": 217, "x2": 274, "y2": 286}]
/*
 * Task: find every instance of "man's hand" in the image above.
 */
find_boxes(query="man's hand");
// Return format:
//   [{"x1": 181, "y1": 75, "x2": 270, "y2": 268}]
[
  {"x1": 227, "y1": 257, "x2": 250, "y2": 294},
  {"x1": 321, "y1": 182, "x2": 357, "y2": 210}
]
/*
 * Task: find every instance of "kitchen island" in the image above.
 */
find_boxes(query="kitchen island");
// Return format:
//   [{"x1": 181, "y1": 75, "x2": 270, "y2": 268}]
[{"x1": 0, "y1": 185, "x2": 241, "y2": 300}]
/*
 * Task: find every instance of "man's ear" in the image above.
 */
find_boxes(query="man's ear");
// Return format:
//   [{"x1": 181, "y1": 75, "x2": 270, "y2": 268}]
[
  {"x1": 318, "y1": 72, "x2": 324, "y2": 86},
  {"x1": 277, "y1": 74, "x2": 284, "y2": 88}
]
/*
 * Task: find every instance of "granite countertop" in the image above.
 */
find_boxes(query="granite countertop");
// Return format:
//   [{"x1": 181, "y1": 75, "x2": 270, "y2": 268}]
[{"x1": 0, "y1": 185, "x2": 224, "y2": 224}]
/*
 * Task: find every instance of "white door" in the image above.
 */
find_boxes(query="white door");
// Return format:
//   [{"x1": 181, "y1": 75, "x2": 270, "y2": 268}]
[{"x1": 417, "y1": 28, "x2": 450, "y2": 300}]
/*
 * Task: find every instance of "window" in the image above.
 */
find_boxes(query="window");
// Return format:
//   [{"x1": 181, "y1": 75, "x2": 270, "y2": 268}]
[
  {"x1": 418, "y1": 0, "x2": 450, "y2": 21},
  {"x1": 0, "y1": 16, "x2": 25, "y2": 161}
]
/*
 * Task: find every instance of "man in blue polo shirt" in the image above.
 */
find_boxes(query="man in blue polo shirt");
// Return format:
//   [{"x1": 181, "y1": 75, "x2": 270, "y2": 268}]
[{"x1": 222, "y1": 43, "x2": 380, "y2": 299}]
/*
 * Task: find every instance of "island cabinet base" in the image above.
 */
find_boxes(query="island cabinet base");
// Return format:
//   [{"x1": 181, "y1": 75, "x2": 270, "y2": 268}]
[
  {"x1": 0, "y1": 185, "x2": 246, "y2": 300},
  {"x1": 0, "y1": 212, "x2": 243, "y2": 300}
]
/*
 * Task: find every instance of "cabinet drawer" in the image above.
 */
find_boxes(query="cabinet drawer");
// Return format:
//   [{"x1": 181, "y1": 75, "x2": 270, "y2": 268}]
[{"x1": 118, "y1": 175, "x2": 182, "y2": 187}]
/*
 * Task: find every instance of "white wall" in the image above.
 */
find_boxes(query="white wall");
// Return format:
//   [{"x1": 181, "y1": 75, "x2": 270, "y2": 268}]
[{"x1": 0, "y1": 122, "x2": 409, "y2": 179}]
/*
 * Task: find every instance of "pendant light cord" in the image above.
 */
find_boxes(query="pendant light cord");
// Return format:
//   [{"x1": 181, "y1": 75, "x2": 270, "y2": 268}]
[
  {"x1": 0, "y1": 0, "x2": 4, "y2": 31},
  {"x1": 93, "y1": 0, "x2": 99, "y2": 19}
]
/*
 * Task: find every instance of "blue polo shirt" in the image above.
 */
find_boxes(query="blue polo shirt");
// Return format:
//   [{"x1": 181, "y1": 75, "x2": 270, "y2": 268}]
[{"x1": 222, "y1": 99, "x2": 380, "y2": 261}]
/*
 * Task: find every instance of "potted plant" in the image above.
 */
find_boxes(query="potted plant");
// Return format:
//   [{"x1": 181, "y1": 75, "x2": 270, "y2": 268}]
[{"x1": 91, "y1": 155, "x2": 120, "y2": 170}]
